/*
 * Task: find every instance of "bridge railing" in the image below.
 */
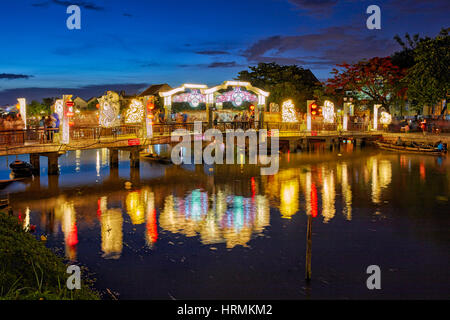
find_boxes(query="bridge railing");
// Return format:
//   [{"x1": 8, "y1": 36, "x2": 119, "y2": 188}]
[
  {"x1": 264, "y1": 121, "x2": 370, "y2": 134},
  {"x1": 0, "y1": 128, "x2": 56, "y2": 146},
  {"x1": 70, "y1": 125, "x2": 143, "y2": 140}
]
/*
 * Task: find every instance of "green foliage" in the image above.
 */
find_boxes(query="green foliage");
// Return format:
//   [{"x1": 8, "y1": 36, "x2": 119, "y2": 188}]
[
  {"x1": 236, "y1": 62, "x2": 322, "y2": 112},
  {"x1": 27, "y1": 100, "x2": 51, "y2": 117},
  {"x1": 405, "y1": 28, "x2": 449, "y2": 108},
  {"x1": 0, "y1": 214, "x2": 99, "y2": 300},
  {"x1": 391, "y1": 33, "x2": 429, "y2": 70}
]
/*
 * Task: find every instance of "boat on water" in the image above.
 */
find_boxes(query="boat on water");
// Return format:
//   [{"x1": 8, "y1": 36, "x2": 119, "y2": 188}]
[
  {"x1": 9, "y1": 160, "x2": 34, "y2": 178},
  {"x1": 0, "y1": 179, "x2": 22, "y2": 189},
  {"x1": 375, "y1": 141, "x2": 447, "y2": 156},
  {"x1": 141, "y1": 153, "x2": 172, "y2": 164}
]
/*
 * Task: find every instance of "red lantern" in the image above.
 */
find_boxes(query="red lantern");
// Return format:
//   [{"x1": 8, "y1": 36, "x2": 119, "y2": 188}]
[{"x1": 249, "y1": 104, "x2": 255, "y2": 111}]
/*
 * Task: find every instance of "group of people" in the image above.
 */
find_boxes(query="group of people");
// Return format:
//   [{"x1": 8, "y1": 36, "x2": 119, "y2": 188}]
[
  {"x1": 0, "y1": 113, "x2": 26, "y2": 144},
  {"x1": 0, "y1": 113, "x2": 25, "y2": 131},
  {"x1": 38, "y1": 115, "x2": 59, "y2": 142}
]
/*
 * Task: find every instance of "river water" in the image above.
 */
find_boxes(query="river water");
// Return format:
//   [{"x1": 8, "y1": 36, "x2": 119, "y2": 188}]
[{"x1": 1, "y1": 143, "x2": 449, "y2": 299}]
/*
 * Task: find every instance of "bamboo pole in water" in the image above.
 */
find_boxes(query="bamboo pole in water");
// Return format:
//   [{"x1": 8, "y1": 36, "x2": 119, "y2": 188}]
[{"x1": 305, "y1": 215, "x2": 313, "y2": 281}]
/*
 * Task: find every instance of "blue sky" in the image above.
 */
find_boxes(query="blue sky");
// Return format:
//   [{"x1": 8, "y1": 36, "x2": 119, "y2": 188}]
[{"x1": 0, "y1": 0, "x2": 448, "y2": 105}]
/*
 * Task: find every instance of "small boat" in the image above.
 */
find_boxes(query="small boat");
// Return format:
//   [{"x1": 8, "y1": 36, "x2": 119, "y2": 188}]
[
  {"x1": 375, "y1": 141, "x2": 447, "y2": 156},
  {"x1": 141, "y1": 153, "x2": 172, "y2": 164},
  {"x1": 9, "y1": 160, "x2": 34, "y2": 178},
  {"x1": 0, "y1": 179, "x2": 22, "y2": 189}
]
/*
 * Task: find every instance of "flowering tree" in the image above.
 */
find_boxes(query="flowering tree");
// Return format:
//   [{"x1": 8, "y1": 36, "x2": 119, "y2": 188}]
[{"x1": 325, "y1": 57, "x2": 407, "y2": 111}]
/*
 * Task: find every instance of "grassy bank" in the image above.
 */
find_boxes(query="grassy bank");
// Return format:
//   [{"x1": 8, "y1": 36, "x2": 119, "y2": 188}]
[{"x1": 0, "y1": 213, "x2": 99, "y2": 300}]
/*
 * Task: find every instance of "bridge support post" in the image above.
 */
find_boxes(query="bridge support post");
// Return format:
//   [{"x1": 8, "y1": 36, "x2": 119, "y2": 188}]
[
  {"x1": 325, "y1": 138, "x2": 333, "y2": 151},
  {"x1": 130, "y1": 147, "x2": 140, "y2": 169},
  {"x1": 30, "y1": 153, "x2": 40, "y2": 176},
  {"x1": 109, "y1": 148, "x2": 119, "y2": 168},
  {"x1": 355, "y1": 138, "x2": 364, "y2": 147},
  {"x1": 289, "y1": 139, "x2": 298, "y2": 153},
  {"x1": 47, "y1": 153, "x2": 60, "y2": 175}
]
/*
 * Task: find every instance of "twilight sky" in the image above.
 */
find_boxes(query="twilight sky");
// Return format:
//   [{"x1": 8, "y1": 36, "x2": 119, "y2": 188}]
[{"x1": 0, "y1": 0, "x2": 448, "y2": 105}]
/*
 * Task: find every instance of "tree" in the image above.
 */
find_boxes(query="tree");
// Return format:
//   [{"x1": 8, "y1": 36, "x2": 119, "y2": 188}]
[
  {"x1": 405, "y1": 28, "x2": 449, "y2": 111},
  {"x1": 27, "y1": 100, "x2": 51, "y2": 117},
  {"x1": 236, "y1": 62, "x2": 322, "y2": 112},
  {"x1": 325, "y1": 57, "x2": 407, "y2": 112},
  {"x1": 391, "y1": 33, "x2": 429, "y2": 70}
]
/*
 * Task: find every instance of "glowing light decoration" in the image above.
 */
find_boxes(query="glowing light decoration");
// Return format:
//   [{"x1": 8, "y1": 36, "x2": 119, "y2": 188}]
[
  {"x1": 172, "y1": 89, "x2": 205, "y2": 108},
  {"x1": 61, "y1": 95, "x2": 72, "y2": 144},
  {"x1": 216, "y1": 87, "x2": 257, "y2": 107},
  {"x1": 282, "y1": 100, "x2": 298, "y2": 122},
  {"x1": 373, "y1": 104, "x2": 381, "y2": 130},
  {"x1": 322, "y1": 100, "x2": 335, "y2": 123},
  {"x1": 125, "y1": 99, "x2": 144, "y2": 124},
  {"x1": 55, "y1": 99, "x2": 64, "y2": 119},
  {"x1": 98, "y1": 91, "x2": 120, "y2": 128},
  {"x1": 17, "y1": 98, "x2": 26, "y2": 128},
  {"x1": 380, "y1": 111, "x2": 392, "y2": 125}
]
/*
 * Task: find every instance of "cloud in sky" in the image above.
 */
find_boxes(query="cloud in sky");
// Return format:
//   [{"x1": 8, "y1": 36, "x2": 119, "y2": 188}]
[
  {"x1": 0, "y1": 83, "x2": 147, "y2": 106},
  {"x1": 242, "y1": 25, "x2": 399, "y2": 68},
  {"x1": 32, "y1": 0, "x2": 104, "y2": 11},
  {"x1": 195, "y1": 50, "x2": 230, "y2": 56},
  {"x1": 288, "y1": 0, "x2": 339, "y2": 12},
  {"x1": 0, "y1": 73, "x2": 34, "y2": 80}
]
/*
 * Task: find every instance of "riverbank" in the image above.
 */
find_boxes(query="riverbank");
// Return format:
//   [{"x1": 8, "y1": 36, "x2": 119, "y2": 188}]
[{"x1": 0, "y1": 213, "x2": 99, "y2": 300}]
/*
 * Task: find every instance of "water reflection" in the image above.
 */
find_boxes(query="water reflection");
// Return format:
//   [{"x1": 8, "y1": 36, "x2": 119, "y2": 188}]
[
  {"x1": 371, "y1": 158, "x2": 392, "y2": 204},
  {"x1": 53, "y1": 198, "x2": 78, "y2": 261},
  {"x1": 101, "y1": 209, "x2": 123, "y2": 259},
  {"x1": 7, "y1": 152, "x2": 429, "y2": 262},
  {"x1": 159, "y1": 189, "x2": 270, "y2": 248}
]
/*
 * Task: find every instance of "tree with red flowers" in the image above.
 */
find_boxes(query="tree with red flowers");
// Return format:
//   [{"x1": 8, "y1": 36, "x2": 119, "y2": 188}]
[{"x1": 325, "y1": 57, "x2": 407, "y2": 112}]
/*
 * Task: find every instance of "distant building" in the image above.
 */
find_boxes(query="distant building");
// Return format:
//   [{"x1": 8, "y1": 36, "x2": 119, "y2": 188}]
[
  {"x1": 73, "y1": 96, "x2": 88, "y2": 110},
  {"x1": 138, "y1": 84, "x2": 172, "y2": 97}
]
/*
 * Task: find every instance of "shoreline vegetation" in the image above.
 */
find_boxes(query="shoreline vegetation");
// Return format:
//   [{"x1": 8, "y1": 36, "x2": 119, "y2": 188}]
[{"x1": 0, "y1": 213, "x2": 99, "y2": 300}]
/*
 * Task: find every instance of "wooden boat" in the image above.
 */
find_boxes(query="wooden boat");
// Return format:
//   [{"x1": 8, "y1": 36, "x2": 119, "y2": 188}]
[
  {"x1": 141, "y1": 153, "x2": 172, "y2": 164},
  {"x1": 0, "y1": 179, "x2": 22, "y2": 189},
  {"x1": 9, "y1": 160, "x2": 34, "y2": 178},
  {"x1": 375, "y1": 141, "x2": 447, "y2": 156}
]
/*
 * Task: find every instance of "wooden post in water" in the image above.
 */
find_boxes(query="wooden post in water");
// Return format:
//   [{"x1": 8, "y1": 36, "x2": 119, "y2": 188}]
[{"x1": 305, "y1": 214, "x2": 313, "y2": 281}]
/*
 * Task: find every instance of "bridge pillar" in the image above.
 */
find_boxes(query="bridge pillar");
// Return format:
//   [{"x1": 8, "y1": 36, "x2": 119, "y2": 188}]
[
  {"x1": 30, "y1": 153, "x2": 40, "y2": 176},
  {"x1": 47, "y1": 153, "x2": 60, "y2": 175},
  {"x1": 130, "y1": 166, "x2": 140, "y2": 185},
  {"x1": 325, "y1": 138, "x2": 333, "y2": 151},
  {"x1": 289, "y1": 139, "x2": 298, "y2": 153},
  {"x1": 355, "y1": 138, "x2": 364, "y2": 147},
  {"x1": 130, "y1": 147, "x2": 140, "y2": 169},
  {"x1": 48, "y1": 174, "x2": 59, "y2": 191},
  {"x1": 109, "y1": 148, "x2": 119, "y2": 168}
]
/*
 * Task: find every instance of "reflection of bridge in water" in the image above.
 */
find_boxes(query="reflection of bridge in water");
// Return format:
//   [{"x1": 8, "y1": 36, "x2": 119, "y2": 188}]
[{"x1": 10, "y1": 154, "x2": 396, "y2": 262}]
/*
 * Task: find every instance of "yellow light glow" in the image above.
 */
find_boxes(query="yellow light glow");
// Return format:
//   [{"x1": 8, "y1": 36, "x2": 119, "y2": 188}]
[
  {"x1": 282, "y1": 100, "x2": 298, "y2": 122},
  {"x1": 126, "y1": 191, "x2": 146, "y2": 225},
  {"x1": 280, "y1": 179, "x2": 299, "y2": 219},
  {"x1": 323, "y1": 100, "x2": 335, "y2": 123},
  {"x1": 125, "y1": 99, "x2": 144, "y2": 124}
]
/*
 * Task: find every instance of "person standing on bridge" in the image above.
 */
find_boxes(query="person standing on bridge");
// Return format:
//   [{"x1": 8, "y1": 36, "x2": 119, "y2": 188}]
[{"x1": 45, "y1": 116, "x2": 54, "y2": 142}]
